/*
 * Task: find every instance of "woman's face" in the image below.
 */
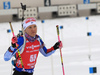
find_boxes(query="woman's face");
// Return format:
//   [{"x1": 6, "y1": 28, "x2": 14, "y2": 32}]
[{"x1": 25, "y1": 24, "x2": 37, "y2": 37}]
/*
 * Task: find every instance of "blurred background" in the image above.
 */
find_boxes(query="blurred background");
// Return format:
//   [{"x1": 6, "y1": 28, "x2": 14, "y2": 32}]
[{"x1": 0, "y1": 0, "x2": 100, "y2": 22}]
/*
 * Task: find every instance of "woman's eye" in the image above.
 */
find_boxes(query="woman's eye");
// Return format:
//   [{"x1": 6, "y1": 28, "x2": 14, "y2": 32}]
[
  {"x1": 28, "y1": 25, "x2": 36, "y2": 29},
  {"x1": 29, "y1": 27, "x2": 32, "y2": 29},
  {"x1": 34, "y1": 25, "x2": 36, "y2": 28}
]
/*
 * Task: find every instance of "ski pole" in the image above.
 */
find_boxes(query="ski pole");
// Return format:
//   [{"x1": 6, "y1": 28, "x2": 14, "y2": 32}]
[
  {"x1": 56, "y1": 25, "x2": 65, "y2": 75},
  {"x1": 9, "y1": 22, "x2": 25, "y2": 71},
  {"x1": 9, "y1": 22, "x2": 14, "y2": 36}
]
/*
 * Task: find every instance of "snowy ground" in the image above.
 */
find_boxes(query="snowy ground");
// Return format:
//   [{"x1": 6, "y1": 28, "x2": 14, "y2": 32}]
[{"x1": 1, "y1": 16, "x2": 100, "y2": 75}]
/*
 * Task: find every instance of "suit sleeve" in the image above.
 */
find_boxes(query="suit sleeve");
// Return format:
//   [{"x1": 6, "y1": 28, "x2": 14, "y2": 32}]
[
  {"x1": 39, "y1": 37, "x2": 56, "y2": 57},
  {"x1": 4, "y1": 36, "x2": 24, "y2": 61}
]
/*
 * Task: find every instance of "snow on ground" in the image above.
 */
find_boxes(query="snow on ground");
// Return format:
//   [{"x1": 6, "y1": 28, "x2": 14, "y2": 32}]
[{"x1": 0, "y1": 15, "x2": 100, "y2": 75}]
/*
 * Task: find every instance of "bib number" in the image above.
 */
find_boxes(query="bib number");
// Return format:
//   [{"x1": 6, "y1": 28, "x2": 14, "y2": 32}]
[{"x1": 30, "y1": 54, "x2": 37, "y2": 62}]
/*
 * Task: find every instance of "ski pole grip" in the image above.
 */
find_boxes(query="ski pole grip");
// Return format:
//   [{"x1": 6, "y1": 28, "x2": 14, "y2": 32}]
[
  {"x1": 9, "y1": 22, "x2": 13, "y2": 32},
  {"x1": 9, "y1": 22, "x2": 15, "y2": 36},
  {"x1": 56, "y1": 25, "x2": 60, "y2": 42},
  {"x1": 56, "y1": 25, "x2": 59, "y2": 36}
]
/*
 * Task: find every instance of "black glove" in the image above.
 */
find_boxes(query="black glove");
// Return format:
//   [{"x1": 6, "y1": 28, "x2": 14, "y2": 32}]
[
  {"x1": 53, "y1": 41, "x2": 61, "y2": 50},
  {"x1": 11, "y1": 43, "x2": 17, "y2": 48}
]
